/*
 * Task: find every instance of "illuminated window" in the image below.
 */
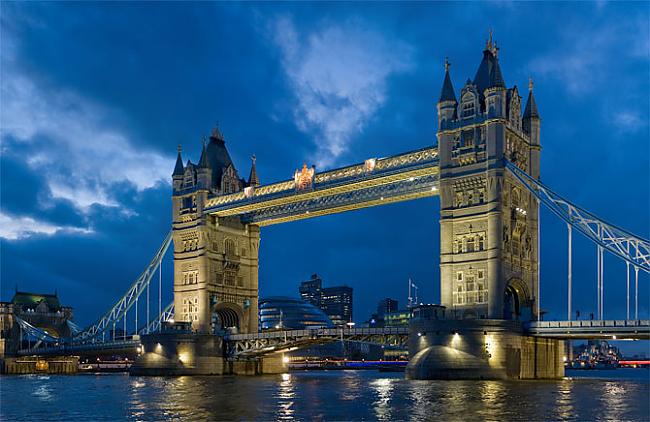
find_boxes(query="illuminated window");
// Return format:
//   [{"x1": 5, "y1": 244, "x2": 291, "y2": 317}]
[{"x1": 462, "y1": 101, "x2": 475, "y2": 119}]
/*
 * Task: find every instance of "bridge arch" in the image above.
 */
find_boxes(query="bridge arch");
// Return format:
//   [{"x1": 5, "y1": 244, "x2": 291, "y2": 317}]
[
  {"x1": 212, "y1": 302, "x2": 243, "y2": 333},
  {"x1": 503, "y1": 278, "x2": 531, "y2": 321}
]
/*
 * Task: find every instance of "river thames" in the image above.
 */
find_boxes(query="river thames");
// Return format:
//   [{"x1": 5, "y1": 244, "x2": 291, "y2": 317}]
[{"x1": 1, "y1": 369, "x2": 648, "y2": 421}]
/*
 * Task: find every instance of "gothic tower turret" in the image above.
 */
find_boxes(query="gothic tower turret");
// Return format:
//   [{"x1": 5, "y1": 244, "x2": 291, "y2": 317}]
[
  {"x1": 437, "y1": 58, "x2": 457, "y2": 129},
  {"x1": 523, "y1": 78, "x2": 541, "y2": 179},
  {"x1": 438, "y1": 34, "x2": 541, "y2": 321}
]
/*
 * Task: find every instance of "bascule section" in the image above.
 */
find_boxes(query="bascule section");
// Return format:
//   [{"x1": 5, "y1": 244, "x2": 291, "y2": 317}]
[
  {"x1": 437, "y1": 36, "x2": 540, "y2": 321},
  {"x1": 171, "y1": 127, "x2": 260, "y2": 335}
]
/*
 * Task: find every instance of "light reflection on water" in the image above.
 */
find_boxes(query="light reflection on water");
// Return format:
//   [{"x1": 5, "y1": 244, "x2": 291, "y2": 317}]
[{"x1": 1, "y1": 369, "x2": 648, "y2": 421}]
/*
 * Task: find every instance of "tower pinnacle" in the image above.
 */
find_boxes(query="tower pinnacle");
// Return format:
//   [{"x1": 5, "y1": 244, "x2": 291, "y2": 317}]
[
  {"x1": 173, "y1": 144, "x2": 184, "y2": 177},
  {"x1": 248, "y1": 154, "x2": 260, "y2": 187},
  {"x1": 438, "y1": 57, "x2": 457, "y2": 103}
]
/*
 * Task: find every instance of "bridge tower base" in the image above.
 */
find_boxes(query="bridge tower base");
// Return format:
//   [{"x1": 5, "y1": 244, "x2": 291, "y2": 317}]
[
  {"x1": 130, "y1": 331, "x2": 287, "y2": 376},
  {"x1": 405, "y1": 319, "x2": 564, "y2": 380}
]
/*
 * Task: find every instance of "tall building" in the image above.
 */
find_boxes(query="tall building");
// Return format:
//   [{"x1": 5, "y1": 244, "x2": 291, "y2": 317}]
[
  {"x1": 321, "y1": 286, "x2": 353, "y2": 327},
  {"x1": 299, "y1": 274, "x2": 322, "y2": 308},
  {"x1": 437, "y1": 34, "x2": 540, "y2": 320},
  {"x1": 376, "y1": 298, "x2": 398, "y2": 318}
]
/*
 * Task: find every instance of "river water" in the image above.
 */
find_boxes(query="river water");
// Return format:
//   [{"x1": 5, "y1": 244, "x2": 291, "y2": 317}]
[{"x1": 1, "y1": 369, "x2": 648, "y2": 421}]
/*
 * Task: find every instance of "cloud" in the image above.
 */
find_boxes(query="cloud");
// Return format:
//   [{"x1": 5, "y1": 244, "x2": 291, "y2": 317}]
[
  {"x1": 0, "y1": 212, "x2": 92, "y2": 240},
  {"x1": 270, "y1": 17, "x2": 414, "y2": 167},
  {"x1": 528, "y1": 18, "x2": 649, "y2": 96},
  {"x1": 0, "y1": 73, "x2": 172, "y2": 213},
  {"x1": 613, "y1": 110, "x2": 647, "y2": 134}
]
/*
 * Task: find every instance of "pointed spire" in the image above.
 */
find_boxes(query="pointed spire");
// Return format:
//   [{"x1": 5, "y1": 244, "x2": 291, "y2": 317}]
[
  {"x1": 172, "y1": 144, "x2": 184, "y2": 176},
  {"x1": 198, "y1": 137, "x2": 210, "y2": 168},
  {"x1": 489, "y1": 57, "x2": 505, "y2": 88},
  {"x1": 210, "y1": 123, "x2": 224, "y2": 141},
  {"x1": 523, "y1": 77, "x2": 539, "y2": 118},
  {"x1": 438, "y1": 57, "x2": 457, "y2": 103},
  {"x1": 248, "y1": 154, "x2": 260, "y2": 187},
  {"x1": 486, "y1": 28, "x2": 493, "y2": 51}
]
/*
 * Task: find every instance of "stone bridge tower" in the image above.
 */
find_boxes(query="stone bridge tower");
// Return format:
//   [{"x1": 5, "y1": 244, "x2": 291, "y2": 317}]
[
  {"x1": 437, "y1": 36, "x2": 541, "y2": 320},
  {"x1": 172, "y1": 128, "x2": 260, "y2": 334}
]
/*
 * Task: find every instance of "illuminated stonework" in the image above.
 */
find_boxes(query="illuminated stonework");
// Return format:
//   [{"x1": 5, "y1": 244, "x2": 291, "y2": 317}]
[
  {"x1": 171, "y1": 129, "x2": 260, "y2": 334},
  {"x1": 438, "y1": 39, "x2": 541, "y2": 320}
]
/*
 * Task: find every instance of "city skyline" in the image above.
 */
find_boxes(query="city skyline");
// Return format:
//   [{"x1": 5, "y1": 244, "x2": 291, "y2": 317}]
[{"x1": 1, "y1": 2, "x2": 648, "y2": 336}]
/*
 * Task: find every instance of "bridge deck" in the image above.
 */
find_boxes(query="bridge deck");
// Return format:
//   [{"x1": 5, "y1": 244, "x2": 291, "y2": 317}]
[
  {"x1": 203, "y1": 147, "x2": 439, "y2": 226},
  {"x1": 527, "y1": 320, "x2": 650, "y2": 339}
]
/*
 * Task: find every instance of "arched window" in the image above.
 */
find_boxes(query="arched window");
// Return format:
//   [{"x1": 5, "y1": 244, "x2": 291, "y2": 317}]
[
  {"x1": 479, "y1": 235, "x2": 485, "y2": 251},
  {"x1": 225, "y1": 239, "x2": 236, "y2": 257},
  {"x1": 462, "y1": 99, "x2": 475, "y2": 119},
  {"x1": 467, "y1": 236, "x2": 475, "y2": 252}
]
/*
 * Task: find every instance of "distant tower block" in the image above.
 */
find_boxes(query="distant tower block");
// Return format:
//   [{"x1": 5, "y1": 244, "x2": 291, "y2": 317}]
[
  {"x1": 437, "y1": 36, "x2": 541, "y2": 320},
  {"x1": 171, "y1": 127, "x2": 260, "y2": 334}
]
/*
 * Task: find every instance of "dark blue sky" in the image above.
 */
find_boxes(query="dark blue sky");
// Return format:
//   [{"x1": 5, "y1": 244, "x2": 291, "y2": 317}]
[{"x1": 1, "y1": 2, "x2": 648, "y2": 350}]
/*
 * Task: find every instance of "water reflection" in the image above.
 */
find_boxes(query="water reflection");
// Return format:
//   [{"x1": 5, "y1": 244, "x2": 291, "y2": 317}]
[
  {"x1": 370, "y1": 378, "x2": 394, "y2": 421},
  {"x1": 275, "y1": 373, "x2": 295, "y2": 420},
  {"x1": 478, "y1": 381, "x2": 506, "y2": 418},
  {"x1": 554, "y1": 378, "x2": 575, "y2": 421},
  {"x1": 1, "y1": 370, "x2": 648, "y2": 421}
]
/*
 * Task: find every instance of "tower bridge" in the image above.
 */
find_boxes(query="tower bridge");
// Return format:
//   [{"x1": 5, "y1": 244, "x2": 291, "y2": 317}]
[{"x1": 8, "y1": 38, "x2": 649, "y2": 379}]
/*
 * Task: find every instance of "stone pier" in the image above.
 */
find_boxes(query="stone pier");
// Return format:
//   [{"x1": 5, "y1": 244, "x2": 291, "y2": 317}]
[
  {"x1": 405, "y1": 319, "x2": 564, "y2": 380},
  {"x1": 130, "y1": 331, "x2": 287, "y2": 376}
]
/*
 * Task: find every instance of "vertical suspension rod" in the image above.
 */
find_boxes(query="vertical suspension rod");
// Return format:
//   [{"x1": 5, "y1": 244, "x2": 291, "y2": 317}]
[
  {"x1": 135, "y1": 297, "x2": 138, "y2": 334},
  {"x1": 600, "y1": 245, "x2": 604, "y2": 319},
  {"x1": 635, "y1": 266, "x2": 639, "y2": 320},
  {"x1": 596, "y1": 225, "x2": 601, "y2": 320},
  {"x1": 627, "y1": 242, "x2": 630, "y2": 320},
  {"x1": 146, "y1": 279, "x2": 150, "y2": 334},
  {"x1": 158, "y1": 261, "x2": 162, "y2": 330},
  {"x1": 537, "y1": 198, "x2": 541, "y2": 321},
  {"x1": 567, "y1": 223, "x2": 573, "y2": 321}
]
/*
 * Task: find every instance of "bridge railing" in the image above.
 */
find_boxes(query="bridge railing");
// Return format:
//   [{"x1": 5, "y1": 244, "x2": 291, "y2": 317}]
[
  {"x1": 530, "y1": 320, "x2": 649, "y2": 329},
  {"x1": 204, "y1": 147, "x2": 438, "y2": 212},
  {"x1": 226, "y1": 327, "x2": 410, "y2": 341}
]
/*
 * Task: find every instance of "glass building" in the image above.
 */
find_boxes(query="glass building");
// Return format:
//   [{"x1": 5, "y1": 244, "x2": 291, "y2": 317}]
[
  {"x1": 259, "y1": 297, "x2": 334, "y2": 331},
  {"x1": 321, "y1": 286, "x2": 353, "y2": 326}
]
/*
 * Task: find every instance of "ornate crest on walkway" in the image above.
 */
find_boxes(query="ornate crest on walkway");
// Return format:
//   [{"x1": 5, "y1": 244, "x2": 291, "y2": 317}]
[{"x1": 294, "y1": 164, "x2": 315, "y2": 191}]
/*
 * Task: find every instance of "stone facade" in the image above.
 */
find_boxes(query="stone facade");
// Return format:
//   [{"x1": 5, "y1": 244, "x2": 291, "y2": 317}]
[
  {"x1": 406, "y1": 318, "x2": 564, "y2": 380},
  {"x1": 438, "y1": 37, "x2": 541, "y2": 320},
  {"x1": 172, "y1": 128, "x2": 260, "y2": 334}
]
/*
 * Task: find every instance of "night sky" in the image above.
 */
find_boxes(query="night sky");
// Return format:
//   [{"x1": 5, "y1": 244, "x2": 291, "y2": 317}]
[{"x1": 1, "y1": 2, "x2": 648, "y2": 351}]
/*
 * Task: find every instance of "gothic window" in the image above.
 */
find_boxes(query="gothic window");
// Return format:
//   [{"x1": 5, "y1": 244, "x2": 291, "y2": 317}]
[
  {"x1": 467, "y1": 236, "x2": 475, "y2": 252},
  {"x1": 462, "y1": 237, "x2": 468, "y2": 253},
  {"x1": 478, "y1": 270, "x2": 484, "y2": 280},
  {"x1": 462, "y1": 101, "x2": 475, "y2": 119},
  {"x1": 457, "y1": 271, "x2": 463, "y2": 282},
  {"x1": 225, "y1": 271, "x2": 236, "y2": 286},
  {"x1": 478, "y1": 189, "x2": 485, "y2": 204},
  {"x1": 478, "y1": 235, "x2": 485, "y2": 251},
  {"x1": 462, "y1": 130, "x2": 475, "y2": 147},
  {"x1": 225, "y1": 239, "x2": 236, "y2": 257}
]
